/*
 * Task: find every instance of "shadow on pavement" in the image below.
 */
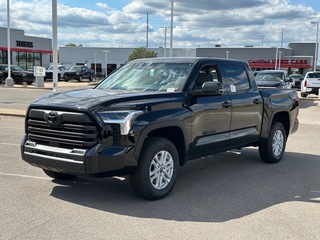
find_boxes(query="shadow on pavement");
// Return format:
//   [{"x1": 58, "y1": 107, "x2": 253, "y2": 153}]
[{"x1": 49, "y1": 147, "x2": 320, "y2": 223}]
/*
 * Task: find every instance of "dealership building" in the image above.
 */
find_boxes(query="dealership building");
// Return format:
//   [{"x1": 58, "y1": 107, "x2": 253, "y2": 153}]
[
  {"x1": 0, "y1": 27, "x2": 52, "y2": 70},
  {"x1": 0, "y1": 26, "x2": 317, "y2": 76}
]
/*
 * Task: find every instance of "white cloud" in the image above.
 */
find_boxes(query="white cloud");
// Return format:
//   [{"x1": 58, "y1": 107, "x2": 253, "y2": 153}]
[{"x1": 0, "y1": 0, "x2": 319, "y2": 48}]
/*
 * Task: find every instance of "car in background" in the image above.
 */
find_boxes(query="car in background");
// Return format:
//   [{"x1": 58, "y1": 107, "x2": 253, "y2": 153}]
[
  {"x1": 252, "y1": 71, "x2": 259, "y2": 77},
  {"x1": 288, "y1": 74, "x2": 303, "y2": 89},
  {"x1": 0, "y1": 64, "x2": 34, "y2": 85},
  {"x1": 45, "y1": 65, "x2": 67, "y2": 81},
  {"x1": 63, "y1": 65, "x2": 94, "y2": 82},
  {"x1": 0, "y1": 71, "x2": 4, "y2": 84},
  {"x1": 255, "y1": 70, "x2": 292, "y2": 88},
  {"x1": 300, "y1": 71, "x2": 320, "y2": 97}
]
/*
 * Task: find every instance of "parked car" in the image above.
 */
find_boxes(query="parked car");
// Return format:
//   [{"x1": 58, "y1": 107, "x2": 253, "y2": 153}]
[
  {"x1": 63, "y1": 65, "x2": 94, "y2": 82},
  {"x1": 300, "y1": 71, "x2": 320, "y2": 97},
  {"x1": 255, "y1": 70, "x2": 292, "y2": 88},
  {"x1": 45, "y1": 65, "x2": 67, "y2": 81},
  {"x1": 288, "y1": 74, "x2": 303, "y2": 89},
  {"x1": 0, "y1": 64, "x2": 34, "y2": 85},
  {"x1": 0, "y1": 71, "x2": 4, "y2": 84}
]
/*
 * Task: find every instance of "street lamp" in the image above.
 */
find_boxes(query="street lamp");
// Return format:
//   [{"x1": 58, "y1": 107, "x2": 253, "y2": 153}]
[
  {"x1": 226, "y1": 51, "x2": 229, "y2": 59},
  {"x1": 5, "y1": 0, "x2": 13, "y2": 86},
  {"x1": 311, "y1": 21, "x2": 319, "y2": 71},
  {"x1": 102, "y1": 50, "x2": 109, "y2": 78},
  {"x1": 278, "y1": 51, "x2": 282, "y2": 69},
  {"x1": 170, "y1": 0, "x2": 173, "y2": 57}
]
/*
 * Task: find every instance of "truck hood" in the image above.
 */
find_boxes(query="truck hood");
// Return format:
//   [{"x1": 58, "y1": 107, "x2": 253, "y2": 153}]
[{"x1": 30, "y1": 88, "x2": 185, "y2": 111}]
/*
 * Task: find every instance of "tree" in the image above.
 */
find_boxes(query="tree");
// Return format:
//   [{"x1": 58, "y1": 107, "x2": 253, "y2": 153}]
[{"x1": 128, "y1": 47, "x2": 157, "y2": 61}]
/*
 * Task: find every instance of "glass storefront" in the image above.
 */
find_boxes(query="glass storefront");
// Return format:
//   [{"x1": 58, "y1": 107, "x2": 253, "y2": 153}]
[{"x1": 0, "y1": 50, "x2": 42, "y2": 70}]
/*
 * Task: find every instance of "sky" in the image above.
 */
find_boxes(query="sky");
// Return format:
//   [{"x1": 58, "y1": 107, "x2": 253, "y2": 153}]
[{"x1": 0, "y1": 0, "x2": 320, "y2": 49}]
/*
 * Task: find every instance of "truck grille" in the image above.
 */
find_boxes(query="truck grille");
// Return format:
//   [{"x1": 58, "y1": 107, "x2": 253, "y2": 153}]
[{"x1": 27, "y1": 109, "x2": 99, "y2": 149}]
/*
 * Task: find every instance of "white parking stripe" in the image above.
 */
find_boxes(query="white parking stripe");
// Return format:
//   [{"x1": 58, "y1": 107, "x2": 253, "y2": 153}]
[
  {"x1": 0, "y1": 172, "x2": 51, "y2": 180},
  {"x1": 0, "y1": 143, "x2": 20, "y2": 146}
]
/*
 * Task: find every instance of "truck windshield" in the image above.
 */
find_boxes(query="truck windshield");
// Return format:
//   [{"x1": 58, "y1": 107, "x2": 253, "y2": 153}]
[{"x1": 96, "y1": 61, "x2": 193, "y2": 92}]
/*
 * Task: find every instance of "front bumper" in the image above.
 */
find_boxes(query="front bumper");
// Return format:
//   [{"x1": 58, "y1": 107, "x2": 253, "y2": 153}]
[{"x1": 21, "y1": 135, "x2": 137, "y2": 177}]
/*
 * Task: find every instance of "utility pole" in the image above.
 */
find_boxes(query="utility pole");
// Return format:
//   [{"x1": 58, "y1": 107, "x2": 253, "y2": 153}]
[
  {"x1": 146, "y1": 13, "x2": 149, "y2": 48},
  {"x1": 170, "y1": 0, "x2": 173, "y2": 57},
  {"x1": 5, "y1": 0, "x2": 13, "y2": 86}
]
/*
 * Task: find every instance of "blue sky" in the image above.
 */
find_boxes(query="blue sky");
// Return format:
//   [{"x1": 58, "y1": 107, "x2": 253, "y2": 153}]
[{"x1": 0, "y1": 0, "x2": 320, "y2": 49}]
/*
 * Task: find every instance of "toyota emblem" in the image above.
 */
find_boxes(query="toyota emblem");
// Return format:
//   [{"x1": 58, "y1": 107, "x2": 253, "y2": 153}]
[{"x1": 45, "y1": 111, "x2": 59, "y2": 125}]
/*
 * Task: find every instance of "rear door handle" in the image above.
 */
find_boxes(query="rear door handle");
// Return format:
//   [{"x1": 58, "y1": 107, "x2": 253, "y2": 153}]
[
  {"x1": 222, "y1": 101, "x2": 231, "y2": 108},
  {"x1": 253, "y1": 98, "x2": 262, "y2": 104}
]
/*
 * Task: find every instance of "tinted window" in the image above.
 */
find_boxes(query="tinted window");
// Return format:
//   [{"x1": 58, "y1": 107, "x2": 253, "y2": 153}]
[{"x1": 224, "y1": 65, "x2": 250, "y2": 93}]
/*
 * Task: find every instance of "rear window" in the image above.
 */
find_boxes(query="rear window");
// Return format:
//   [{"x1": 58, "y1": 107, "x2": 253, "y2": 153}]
[{"x1": 306, "y1": 72, "x2": 320, "y2": 78}]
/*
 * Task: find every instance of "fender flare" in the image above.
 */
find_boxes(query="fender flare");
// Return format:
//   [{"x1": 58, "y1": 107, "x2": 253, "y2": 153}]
[{"x1": 133, "y1": 120, "x2": 189, "y2": 161}]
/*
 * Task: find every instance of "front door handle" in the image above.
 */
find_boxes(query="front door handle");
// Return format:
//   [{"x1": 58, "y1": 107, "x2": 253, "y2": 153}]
[{"x1": 222, "y1": 101, "x2": 231, "y2": 108}]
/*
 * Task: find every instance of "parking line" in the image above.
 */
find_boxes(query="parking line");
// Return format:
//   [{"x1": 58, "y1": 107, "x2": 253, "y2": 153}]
[{"x1": 0, "y1": 172, "x2": 51, "y2": 180}]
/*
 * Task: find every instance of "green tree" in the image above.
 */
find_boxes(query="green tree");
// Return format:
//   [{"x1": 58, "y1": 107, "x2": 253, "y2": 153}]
[{"x1": 128, "y1": 47, "x2": 157, "y2": 61}]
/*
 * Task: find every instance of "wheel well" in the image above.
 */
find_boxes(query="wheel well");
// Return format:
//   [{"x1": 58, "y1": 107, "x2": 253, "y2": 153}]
[
  {"x1": 147, "y1": 127, "x2": 185, "y2": 166},
  {"x1": 272, "y1": 112, "x2": 289, "y2": 136}
]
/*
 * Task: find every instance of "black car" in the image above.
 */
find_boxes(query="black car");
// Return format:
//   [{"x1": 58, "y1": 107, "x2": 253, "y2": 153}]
[
  {"x1": 0, "y1": 71, "x2": 4, "y2": 84},
  {"x1": 63, "y1": 65, "x2": 94, "y2": 82},
  {"x1": 0, "y1": 64, "x2": 34, "y2": 85},
  {"x1": 288, "y1": 74, "x2": 303, "y2": 89}
]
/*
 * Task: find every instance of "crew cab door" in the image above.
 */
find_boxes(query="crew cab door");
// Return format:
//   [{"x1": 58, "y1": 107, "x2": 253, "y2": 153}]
[
  {"x1": 222, "y1": 63, "x2": 263, "y2": 147},
  {"x1": 187, "y1": 62, "x2": 232, "y2": 159}
]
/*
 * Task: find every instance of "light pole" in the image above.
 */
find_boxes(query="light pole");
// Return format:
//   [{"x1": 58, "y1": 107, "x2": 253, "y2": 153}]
[
  {"x1": 93, "y1": 51, "x2": 97, "y2": 80},
  {"x1": 5, "y1": 0, "x2": 13, "y2": 86},
  {"x1": 311, "y1": 21, "x2": 319, "y2": 71},
  {"x1": 226, "y1": 51, "x2": 229, "y2": 59},
  {"x1": 161, "y1": 26, "x2": 168, "y2": 57},
  {"x1": 52, "y1": 0, "x2": 58, "y2": 91},
  {"x1": 278, "y1": 51, "x2": 282, "y2": 70},
  {"x1": 102, "y1": 50, "x2": 109, "y2": 78},
  {"x1": 170, "y1": 0, "x2": 173, "y2": 57}
]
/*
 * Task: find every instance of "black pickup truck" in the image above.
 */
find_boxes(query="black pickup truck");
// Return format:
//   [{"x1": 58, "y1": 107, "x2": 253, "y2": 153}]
[{"x1": 21, "y1": 57, "x2": 299, "y2": 200}]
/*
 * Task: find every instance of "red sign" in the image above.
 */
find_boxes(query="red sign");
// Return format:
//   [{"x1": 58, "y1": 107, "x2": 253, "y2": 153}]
[{"x1": 249, "y1": 59, "x2": 312, "y2": 68}]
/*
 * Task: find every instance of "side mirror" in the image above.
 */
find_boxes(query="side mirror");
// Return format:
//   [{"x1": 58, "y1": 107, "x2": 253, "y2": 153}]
[{"x1": 202, "y1": 81, "x2": 223, "y2": 93}]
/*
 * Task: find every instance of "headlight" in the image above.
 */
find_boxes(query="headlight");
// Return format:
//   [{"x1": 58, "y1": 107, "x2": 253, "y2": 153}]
[{"x1": 97, "y1": 110, "x2": 144, "y2": 135}]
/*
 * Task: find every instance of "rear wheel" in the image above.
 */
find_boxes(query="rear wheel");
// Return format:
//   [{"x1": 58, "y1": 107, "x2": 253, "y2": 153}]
[
  {"x1": 301, "y1": 92, "x2": 307, "y2": 98},
  {"x1": 78, "y1": 75, "x2": 83, "y2": 82},
  {"x1": 14, "y1": 77, "x2": 22, "y2": 84},
  {"x1": 259, "y1": 122, "x2": 286, "y2": 163},
  {"x1": 43, "y1": 169, "x2": 77, "y2": 180},
  {"x1": 130, "y1": 137, "x2": 179, "y2": 200}
]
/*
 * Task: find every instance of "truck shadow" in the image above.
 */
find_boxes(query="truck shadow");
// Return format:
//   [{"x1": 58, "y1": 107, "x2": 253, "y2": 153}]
[{"x1": 50, "y1": 148, "x2": 320, "y2": 223}]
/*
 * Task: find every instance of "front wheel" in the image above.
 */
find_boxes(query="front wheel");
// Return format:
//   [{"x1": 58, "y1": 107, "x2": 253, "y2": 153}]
[
  {"x1": 43, "y1": 169, "x2": 77, "y2": 180},
  {"x1": 130, "y1": 137, "x2": 179, "y2": 200},
  {"x1": 259, "y1": 122, "x2": 287, "y2": 163}
]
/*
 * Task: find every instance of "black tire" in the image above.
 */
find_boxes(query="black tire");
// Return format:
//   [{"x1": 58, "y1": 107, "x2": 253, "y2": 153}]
[
  {"x1": 301, "y1": 92, "x2": 307, "y2": 98},
  {"x1": 14, "y1": 77, "x2": 22, "y2": 84},
  {"x1": 130, "y1": 137, "x2": 179, "y2": 200},
  {"x1": 259, "y1": 122, "x2": 287, "y2": 163},
  {"x1": 78, "y1": 75, "x2": 83, "y2": 82},
  {"x1": 43, "y1": 169, "x2": 77, "y2": 180},
  {"x1": 26, "y1": 81, "x2": 33, "y2": 85},
  {"x1": 89, "y1": 75, "x2": 93, "y2": 81}
]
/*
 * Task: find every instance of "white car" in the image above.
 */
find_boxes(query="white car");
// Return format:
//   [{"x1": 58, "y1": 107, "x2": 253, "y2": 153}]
[
  {"x1": 45, "y1": 65, "x2": 67, "y2": 81},
  {"x1": 300, "y1": 71, "x2": 320, "y2": 97}
]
